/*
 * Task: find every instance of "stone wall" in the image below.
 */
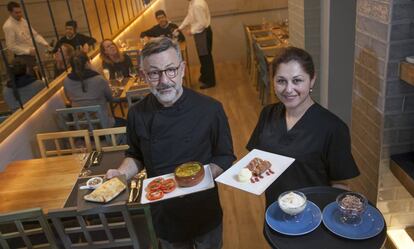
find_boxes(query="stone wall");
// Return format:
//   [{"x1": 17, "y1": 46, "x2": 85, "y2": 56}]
[{"x1": 352, "y1": 0, "x2": 414, "y2": 228}]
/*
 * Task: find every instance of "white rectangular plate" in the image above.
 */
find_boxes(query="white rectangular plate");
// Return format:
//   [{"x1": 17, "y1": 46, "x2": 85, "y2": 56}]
[
  {"x1": 141, "y1": 165, "x2": 214, "y2": 204},
  {"x1": 215, "y1": 149, "x2": 295, "y2": 195}
]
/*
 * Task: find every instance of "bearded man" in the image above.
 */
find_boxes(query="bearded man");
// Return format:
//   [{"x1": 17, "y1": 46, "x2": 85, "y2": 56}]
[{"x1": 106, "y1": 37, "x2": 235, "y2": 249}]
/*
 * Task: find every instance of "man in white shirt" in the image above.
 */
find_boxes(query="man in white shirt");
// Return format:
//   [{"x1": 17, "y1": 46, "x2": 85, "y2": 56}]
[
  {"x1": 2, "y1": 1, "x2": 50, "y2": 75},
  {"x1": 177, "y1": 0, "x2": 216, "y2": 89}
]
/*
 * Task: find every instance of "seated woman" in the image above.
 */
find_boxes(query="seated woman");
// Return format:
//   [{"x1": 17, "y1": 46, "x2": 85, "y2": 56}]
[
  {"x1": 63, "y1": 51, "x2": 126, "y2": 128},
  {"x1": 3, "y1": 59, "x2": 45, "y2": 111},
  {"x1": 246, "y1": 47, "x2": 360, "y2": 207},
  {"x1": 99, "y1": 39, "x2": 132, "y2": 80}
]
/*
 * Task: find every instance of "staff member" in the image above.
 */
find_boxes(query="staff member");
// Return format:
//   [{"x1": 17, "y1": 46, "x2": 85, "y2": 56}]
[
  {"x1": 177, "y1": 0, "x2": 216, "y2": 89},
  {"x1": 2, "y1": 1, "x2": 50, "y2": 75},
  {"x1": 247, "y1": 47, "x2": 360, "y2": 207},
  {"x1": 106, "y1": 37, "x2": 235, "y2": 249},
  {"x1": 52, "y1": 20, "x2": 96, "y2": 53},
  {"x1": 140, "y1": 10, "x2": 185, "y2": 42}
]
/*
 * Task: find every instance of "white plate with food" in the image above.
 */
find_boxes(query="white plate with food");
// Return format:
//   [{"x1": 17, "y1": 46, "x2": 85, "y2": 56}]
[
  {"x1": 141, "y1": 164, "x2": 214, "y2": 204},
  {"x1": 215, "y1": 149, "x2": 295, "y2": 195}
]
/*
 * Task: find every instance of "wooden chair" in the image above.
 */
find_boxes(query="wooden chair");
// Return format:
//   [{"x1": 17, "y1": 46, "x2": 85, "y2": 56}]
[
  {"x1": 126, "y1": 88, "x2": 151, "y2": 108},
  {"x1": 36, "y1": 129, "x2": 92, "y2": 158},
  {"x1": 56, "y1": 105, "x2": 107, "y2": 131},
  {"x1": 254, "y1": 42, "x2": 271, "y2": 105},
  {"x1": 0, "y1": 208, "x2": 58, "y2": 249},
  {"x1": 48, "y1": 204, "x2": 141, "y2": 249},
  {"x1": 93, "y1": 126, "x2": 129, "y2": 152}
]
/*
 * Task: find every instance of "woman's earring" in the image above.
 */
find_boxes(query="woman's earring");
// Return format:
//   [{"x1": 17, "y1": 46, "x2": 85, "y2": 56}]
[{"x1": 309, "y1": 88, "x2": 313, "y2": 94}]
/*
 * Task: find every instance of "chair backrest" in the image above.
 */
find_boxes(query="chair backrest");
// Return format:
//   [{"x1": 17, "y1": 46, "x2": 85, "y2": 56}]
[
  {"x1": 36, "y1": 129, "x2": 92, "y2": 158},
  {"x1": 93, "y1": 126, "x2": 129, "y2": 152},
  {"x1": 253, "y1": 42, "x2": 269, "y2": 85},
  {"x1": 126, "y1": 87, "x2": 151, "y2": 108},
  {"x1": 0, "y1": 208, "x2": 58, "y2": 249},
  {"x1": 56, "y1": 105, "x2": 106, "y2": 131},
  {"x1": 48, "y1": 204, "x2": 140, "y2": 249}
]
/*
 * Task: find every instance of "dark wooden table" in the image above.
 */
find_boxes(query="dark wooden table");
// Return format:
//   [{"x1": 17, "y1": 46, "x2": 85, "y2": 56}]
[{"x1": 264, "y1": 186, "x2": 387, "y2": 249}]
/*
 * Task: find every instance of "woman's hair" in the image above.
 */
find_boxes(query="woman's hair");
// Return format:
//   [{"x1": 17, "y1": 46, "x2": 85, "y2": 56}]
[
  {"x1": 272, "y1": 47, "x2": 315, "y2": 79},
  {"x1": 70, "y1": 51, "x2": 89, "y2": 92},
  {"x1": 99, "y1": 39, "x2": 124, "y2": 65}
]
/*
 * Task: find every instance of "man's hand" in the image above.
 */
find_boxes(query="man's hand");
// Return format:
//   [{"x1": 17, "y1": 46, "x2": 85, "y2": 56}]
[
  {"x1": 29, "y1": 48, "x2": 35, "y2": 56},
  {"x1": 209, "y1": 163, "x2": 224, "y2": 178},
  {"x1": 106, "y1": 169, "x2": 123, "y2": 179}
]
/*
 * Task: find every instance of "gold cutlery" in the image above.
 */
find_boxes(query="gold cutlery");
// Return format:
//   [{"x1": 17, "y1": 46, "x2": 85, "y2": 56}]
[
  {"x1": 133, "y1": 170, "x2": 147, "y2": 202},
  {"x1": 129, "y1": 180, "x2": 136, "y2": 203}
]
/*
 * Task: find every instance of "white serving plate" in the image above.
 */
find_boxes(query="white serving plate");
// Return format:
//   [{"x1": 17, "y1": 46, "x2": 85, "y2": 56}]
[
  {"x1": 215, "y1": 149, "x2": 295, "y2": 195},
  {"x1": 140, "y1": 165, "x2": 214, "y2": 204},
  {"x1": 406, "y1": 56, "x2": 414, "y2": 64}
]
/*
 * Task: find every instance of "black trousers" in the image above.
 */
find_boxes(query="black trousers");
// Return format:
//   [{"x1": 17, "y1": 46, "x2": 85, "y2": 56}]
[
  {"x1": 14, "y1": 54, "x2": 36, "y2": 76},
  {"x1": 198, "y1": 27, "x2": 216, "y2": 86}
]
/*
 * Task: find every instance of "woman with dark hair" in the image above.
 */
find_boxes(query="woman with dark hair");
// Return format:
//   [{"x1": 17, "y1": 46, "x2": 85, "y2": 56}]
[
  {"x1": 63, "y1": 51, "x2": 126, "y2": 128},
  {"x1": 99, "y1": 39, "x2": 132, "y2": 80},
  {"x1": 2, "y1": 58, "x2": 44, "y2": 111},
  {"x1": 246, "y1": 47, "x2": 360, "y2": 207}
]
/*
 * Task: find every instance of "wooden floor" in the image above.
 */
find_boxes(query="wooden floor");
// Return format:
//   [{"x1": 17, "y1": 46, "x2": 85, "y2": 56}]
[{"x1": 188, "y1": 62, "x2": 271, "y2": 249}]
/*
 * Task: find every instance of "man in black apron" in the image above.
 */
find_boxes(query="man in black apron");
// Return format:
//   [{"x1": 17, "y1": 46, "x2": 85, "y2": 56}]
[{"x1": 177, "y1": 0, "x2": 216, "y2": 89}]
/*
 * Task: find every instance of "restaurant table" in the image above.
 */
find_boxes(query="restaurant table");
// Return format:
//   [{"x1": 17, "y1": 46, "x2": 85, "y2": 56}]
[
  {"x1": 264, "y1": 186, "x2": 387, "y2": 249},
  {"x1": 0, "y1": 155, "x2": 83, "y2": 214},
  {"x1": 63, "y1": 150, "x2": 159, "y2": 249}
]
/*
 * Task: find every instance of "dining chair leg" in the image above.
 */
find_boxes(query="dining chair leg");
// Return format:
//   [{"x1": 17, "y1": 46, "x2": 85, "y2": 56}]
[{"x1": 144, "y1": 205, "x2": 159, "y2": 249}]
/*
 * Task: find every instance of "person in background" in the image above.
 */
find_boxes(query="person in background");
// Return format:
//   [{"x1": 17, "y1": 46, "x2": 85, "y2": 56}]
[
  {"x1": 52, "y1": 20, "x2": 96, "y2": 54},
  {"x1": 177, "y1": 0, "x2": 215, "y2": 89},
  {"x1": 140, "y1": 10, "x2": 185, "y2": 42},
  {"x1": 99, "y1": 39, "x2": 133, "y2": 80},
  {"x1": 106, "y1": 37, "x2": 235, "y2": 249},
  {"x1": 3, "y1": 58, "x2": 45, "y2": 111},
  {"x1": 246, "y1": 47, "x2": 360, "y2": 207},
  {"x1": 2, "y1": 1, "x2": 51, "y2": 75},
  {"x1": 63, "y1": 51, "x2": 126, "y2": 128},
  {"x1": 54, "y1": 43, "x2": 75, "y2": 77}
]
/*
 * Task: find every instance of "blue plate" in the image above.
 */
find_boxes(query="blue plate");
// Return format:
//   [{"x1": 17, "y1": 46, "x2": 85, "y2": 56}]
[
  {"x1": 322, "y1": 202, "x2": 384, "y2": 240},
  {"x1": 265, "y1": 200, "x2": 322, "y2": 236}
]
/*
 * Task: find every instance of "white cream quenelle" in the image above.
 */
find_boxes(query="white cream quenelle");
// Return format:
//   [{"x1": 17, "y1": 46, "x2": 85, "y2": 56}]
[{"x1": 238, "y1": 168, "x2": 252, "y2": 182}]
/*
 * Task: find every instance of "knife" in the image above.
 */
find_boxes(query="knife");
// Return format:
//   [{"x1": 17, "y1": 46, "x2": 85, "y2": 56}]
[{"x1": 133, "y1": 179, "x2": 142, "y2": 202}]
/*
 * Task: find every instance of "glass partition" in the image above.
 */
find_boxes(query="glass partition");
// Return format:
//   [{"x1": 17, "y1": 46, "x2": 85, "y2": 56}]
[{"x1": 0, "y1": 0, "x2": 153, "y2": 124}]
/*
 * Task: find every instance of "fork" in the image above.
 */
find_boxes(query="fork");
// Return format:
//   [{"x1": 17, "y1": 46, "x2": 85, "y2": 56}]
[{"x1": 129, "y1": 180, "x2": 136, "y2": 203}]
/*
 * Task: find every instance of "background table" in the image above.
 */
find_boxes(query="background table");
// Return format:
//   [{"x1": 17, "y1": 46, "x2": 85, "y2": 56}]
[
  {"x1": 0, "y1": 155, "x2": 83, "y2": 213},
  {"x1": 264, "y1": 186, "x2": 387, "y2": 249}
]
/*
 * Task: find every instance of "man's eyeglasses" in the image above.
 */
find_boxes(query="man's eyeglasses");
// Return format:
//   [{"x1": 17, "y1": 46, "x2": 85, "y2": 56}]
[{"x1": 145, "y1": 65, "x2": 180, "y2": 81}]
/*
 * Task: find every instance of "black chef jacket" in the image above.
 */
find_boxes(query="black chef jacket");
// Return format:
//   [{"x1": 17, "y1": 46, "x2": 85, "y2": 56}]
[
  {"x1": 125, "y1": 87, "x2": 235, "y2": 242},
  {"x1": 247, "y1": 102, "x2": 360, "y2": 207}
]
